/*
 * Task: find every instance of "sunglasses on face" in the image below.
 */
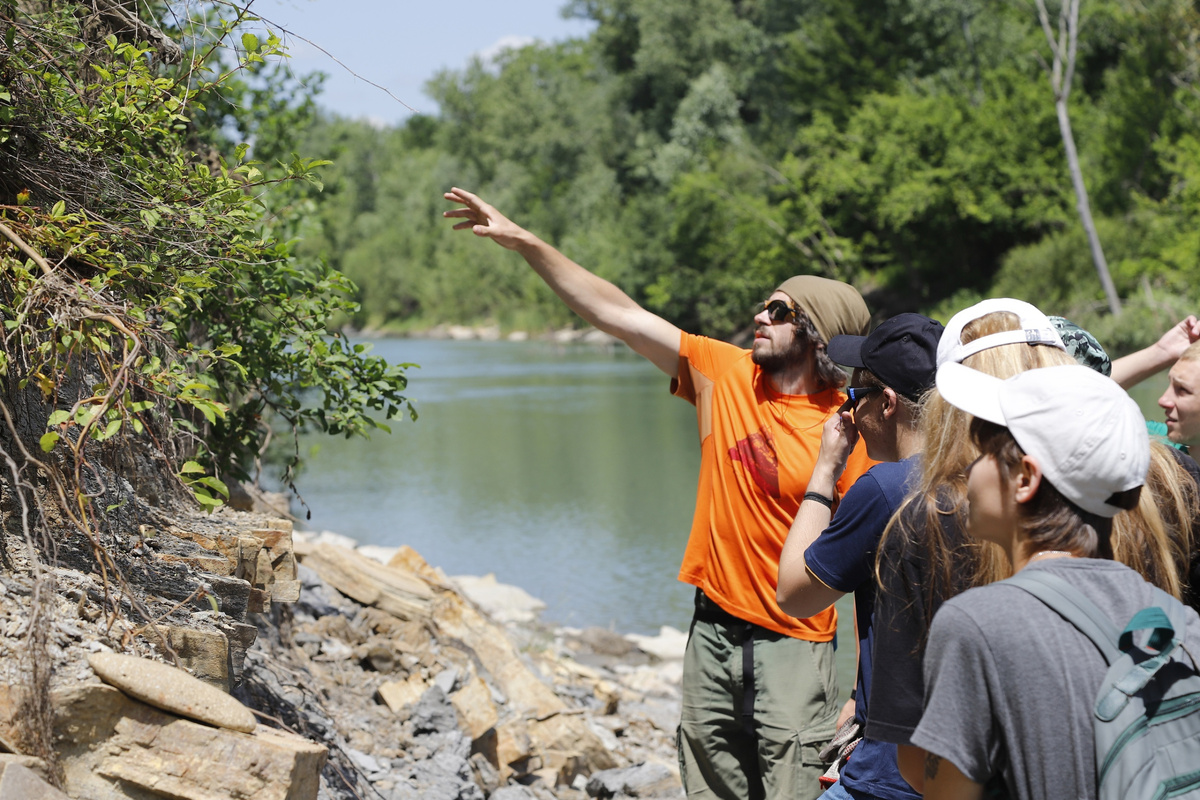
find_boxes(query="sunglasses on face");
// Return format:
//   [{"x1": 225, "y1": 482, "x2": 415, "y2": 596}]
[
  {"x1": 846, "y1": 385, "x2": 882, "y2": 406},
  {"x1": 757, "y1": 299, "x2": 801, "y2": 324}
]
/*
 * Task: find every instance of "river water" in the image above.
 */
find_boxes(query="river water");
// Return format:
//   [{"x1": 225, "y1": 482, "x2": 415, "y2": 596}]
[{"x1": 296, "y1": 338, "x2": 703, "y2": 635}]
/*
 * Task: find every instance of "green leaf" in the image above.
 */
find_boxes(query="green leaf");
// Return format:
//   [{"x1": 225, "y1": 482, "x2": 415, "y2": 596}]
[
  {"x1": 47, "y1": 410, "x2": 70, "y2": 426},
  {"x1": 39, "y1": 432, "x2": 59, "y2": 452},
  {"x1": 196, "y1": 475, "x2": 229, "y2": 498},
  {"x1": 179, "y1": 460, "x2": 206, "y2": 474},
  {"x1": 193, "y1": 487, "x2": 224, "y2": 512},
  {"x1": 241, "y1": 32, "x2": 259, "y2": 52},
  {"x1": 95, "y1": 418, "x2": 122, "y2": 440}
]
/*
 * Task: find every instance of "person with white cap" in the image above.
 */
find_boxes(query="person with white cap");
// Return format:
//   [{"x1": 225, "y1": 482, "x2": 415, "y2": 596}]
[
  {"x1": 910, "y1": 363, "x2": 1200, "y2": 800},
  {"x1": 865, "y1": 299, "x2": 1076, "y2": 785},
  {"x1": 444, "y1": 187, "x2": 876, "y2": 800}
]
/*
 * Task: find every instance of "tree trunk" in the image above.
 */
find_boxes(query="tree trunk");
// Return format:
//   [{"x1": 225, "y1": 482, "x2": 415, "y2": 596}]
[{"x1": 1054, "y1": 97, "x2": 1121, "y2": 316}]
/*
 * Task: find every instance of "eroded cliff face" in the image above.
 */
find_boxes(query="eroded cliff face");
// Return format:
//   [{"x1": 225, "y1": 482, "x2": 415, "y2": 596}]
[{"x1": 0, "y1": 506, "x2": 685, "y2": 800}]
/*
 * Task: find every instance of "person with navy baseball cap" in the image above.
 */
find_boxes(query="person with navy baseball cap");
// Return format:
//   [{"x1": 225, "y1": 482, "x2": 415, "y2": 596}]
[{"x1": 778, "y1": 312, "x2": 944, "y2": 800}]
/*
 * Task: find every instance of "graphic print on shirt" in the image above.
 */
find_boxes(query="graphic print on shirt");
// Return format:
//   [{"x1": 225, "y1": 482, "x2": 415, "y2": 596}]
[{"x1": 729, "y1": 428, "x2": 780, "y2": 498}]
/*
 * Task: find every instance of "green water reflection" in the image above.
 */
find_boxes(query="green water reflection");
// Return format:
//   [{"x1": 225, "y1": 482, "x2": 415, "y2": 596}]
[{"x1": 297, "y1": 339, "x2": 703, "y2": 634}]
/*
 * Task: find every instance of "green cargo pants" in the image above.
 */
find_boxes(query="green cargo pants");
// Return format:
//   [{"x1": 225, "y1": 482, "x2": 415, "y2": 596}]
[{"x1": 677, "y1": 592, "x2": 839, "y2": 800}]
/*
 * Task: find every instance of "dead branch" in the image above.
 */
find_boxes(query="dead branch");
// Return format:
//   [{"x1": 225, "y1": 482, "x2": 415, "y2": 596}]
[
  {"x1": 0, "y1": 220, "x2": 53, "y2": 276},
  {"x1": 89, "y1": 0, "x2": 183, "y2": 64}
]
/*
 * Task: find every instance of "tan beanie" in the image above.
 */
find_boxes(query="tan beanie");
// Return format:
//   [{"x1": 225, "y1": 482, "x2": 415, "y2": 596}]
[{"x1": 775, "y1": 275, "x2": 870, "y2": 343}]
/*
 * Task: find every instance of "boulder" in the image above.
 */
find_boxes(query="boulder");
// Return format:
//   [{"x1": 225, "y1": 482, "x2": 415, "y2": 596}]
[
  {"x1": 450, "y1": 573, "x2": 546, "y2": 624},
  {"x1": 528, "y1": 712, "x2": 617, "y2": 785},
  {"x1": 377, "y1": 673, "x2": 429, "y2": 714},
  {"x1": 493, "y1": 718, "x2": 533, "y2": 777},
  {"x1": 301, "y1": 543, "x2": 433, "y2": 620},
  {"x1": 0, "y1": 762, "x2": 69, "y2": 800},
  {"x1": 0, "y1": 754, "x2": 51, "y2": 782},
  {"x1": 88, "y1": 652, "x2": 256, "y2": 733},
  {"x1": 161, "y1": 625, "x2": 231, "y2": 691},
  {"x1": 49, "y1": 684, "x2": 326, "y2": 800},
  {"x1": 411, "y1": 686, "x2": 459, "y2": 736},
  {"x1": 586, "y1": 763, "x2": 675, "y2": 798},
  {"x1": 449, "y1": 676, "x2": 498, "y2": 741},
  {"x1": 580, "y1": 627, "x2": 633, "y2": 657},
  {"x1": 429, "y1": 587, "x2": 564, "y2": 719},
  {"x1": 625, "y1": 627, "x2": 688, "y2": 661}
]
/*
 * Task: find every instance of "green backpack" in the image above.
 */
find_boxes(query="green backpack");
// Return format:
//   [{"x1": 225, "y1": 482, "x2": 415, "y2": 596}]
[{"x1": 1004, "y1": 570, "x2": 1200, "y2": 800}]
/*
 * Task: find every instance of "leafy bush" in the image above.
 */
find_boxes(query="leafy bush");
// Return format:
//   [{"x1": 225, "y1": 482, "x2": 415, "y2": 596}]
[{"x1": 0, "y1": 2, "x2": 411, "y2": 531}]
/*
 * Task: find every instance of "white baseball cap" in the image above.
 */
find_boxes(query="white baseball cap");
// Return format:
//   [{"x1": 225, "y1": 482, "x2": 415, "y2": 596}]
[
  {"x1": 937, "y1": 298, "x2": 1066, "y2": 367},
  {"x1": 935, "y1": 362, "x2": 1148, "y2": 517}
]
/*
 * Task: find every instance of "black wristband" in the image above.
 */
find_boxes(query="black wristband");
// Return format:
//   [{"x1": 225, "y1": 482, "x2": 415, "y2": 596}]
[{"x1": 803, "y1": 491, "x2": 833, "y2": 509}]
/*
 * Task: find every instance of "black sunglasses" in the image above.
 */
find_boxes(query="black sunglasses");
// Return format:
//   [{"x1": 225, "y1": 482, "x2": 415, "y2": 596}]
[
  {"x1": 757, "y1": 299, "x2": 801, "y2": 323},
  {"x1": 846, "y1": 385, "x2": 882, "y2": 405}
]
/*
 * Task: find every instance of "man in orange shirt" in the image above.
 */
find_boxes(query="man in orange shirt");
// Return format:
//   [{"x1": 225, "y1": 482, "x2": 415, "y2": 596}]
[{"x1": 445, "y1": 188, "x2": 875, "y2": 800}]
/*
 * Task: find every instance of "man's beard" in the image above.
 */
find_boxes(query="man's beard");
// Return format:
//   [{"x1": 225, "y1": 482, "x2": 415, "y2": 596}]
[{"x1": 751, "y1": 329, "x2": 809, "y2": 374}]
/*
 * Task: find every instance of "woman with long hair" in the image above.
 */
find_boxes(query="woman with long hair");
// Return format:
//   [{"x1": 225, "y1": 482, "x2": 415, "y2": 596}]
[
  {"x1": 865, "y1": 300, "x2": 1074, "y2": 772},
  {"x1": 910, "y1": 363, "x2": 1200, "y2": 800},
  {"x1": 865, "y1": 298, "x2": 1198, "y2": 784}
]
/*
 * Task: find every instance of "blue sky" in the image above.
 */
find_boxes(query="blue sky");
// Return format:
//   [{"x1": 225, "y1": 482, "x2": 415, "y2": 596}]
[{"x1": 249, "y1": 0, "x2": 597, "y2": 126}]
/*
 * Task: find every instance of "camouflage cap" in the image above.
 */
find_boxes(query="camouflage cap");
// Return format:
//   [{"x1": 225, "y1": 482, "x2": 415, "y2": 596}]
[{"x1": 1049, "y1": 316, "x2": 1111, "y2": 377}]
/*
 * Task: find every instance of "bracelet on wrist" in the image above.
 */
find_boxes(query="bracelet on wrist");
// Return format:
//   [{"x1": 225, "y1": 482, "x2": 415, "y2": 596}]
[{"x1": 803, "y1": 491, "x2": 833, "y2": 509}]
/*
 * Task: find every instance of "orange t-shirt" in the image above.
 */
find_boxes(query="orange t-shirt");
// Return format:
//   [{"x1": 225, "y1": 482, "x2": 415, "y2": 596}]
[{"x1": 673, "y1": 333, "x2": 876, "y2": 640}]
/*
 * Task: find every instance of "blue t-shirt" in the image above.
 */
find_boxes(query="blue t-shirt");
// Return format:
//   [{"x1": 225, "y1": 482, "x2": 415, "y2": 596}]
[{"x1": 805, "y1": 457, "x2": 921, "y2": 800}]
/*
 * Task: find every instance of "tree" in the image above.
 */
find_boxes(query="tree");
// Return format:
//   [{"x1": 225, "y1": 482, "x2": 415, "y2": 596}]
[{"x1": 1033, "y1": 0, "x2": 1122, "y2": 315}]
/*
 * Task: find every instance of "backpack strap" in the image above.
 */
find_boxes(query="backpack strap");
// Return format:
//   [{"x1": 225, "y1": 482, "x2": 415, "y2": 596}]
[
  {"x1": 1002, "y1": 570, "x2": 1121, "y2": 665},
  {"x1": 1005, "y1": 569, "x2": 1189, "y2": 722}
]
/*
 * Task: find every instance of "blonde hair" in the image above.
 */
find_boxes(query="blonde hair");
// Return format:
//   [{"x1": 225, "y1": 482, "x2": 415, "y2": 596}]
[
  {"x1": 879, "y1": 310, "x2": 1199, "y2": 610},
  {"x1": 877, "y1": 311, "x2": 1075, "y2": 611},
  {"x1": 1112, "y1": 441, "x2": 1199, "y2": 599}
]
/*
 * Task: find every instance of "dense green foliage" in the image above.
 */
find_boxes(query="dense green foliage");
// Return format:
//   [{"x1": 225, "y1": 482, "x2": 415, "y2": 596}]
[
  {"x1": 0, "y1": 2, "x2": 412, "y2": 523},
  {"x1": 293, "y1": 0, "x2": 1200, "y2": 347}
]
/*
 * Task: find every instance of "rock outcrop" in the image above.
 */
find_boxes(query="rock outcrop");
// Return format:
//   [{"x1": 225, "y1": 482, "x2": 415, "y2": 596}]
[{"x1": 0, "y1": 510, "x2": 686, "y2": 800}]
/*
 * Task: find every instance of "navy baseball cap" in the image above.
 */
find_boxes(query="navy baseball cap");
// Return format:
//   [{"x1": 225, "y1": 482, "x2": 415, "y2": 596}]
[{"x1": 827, "y1": 313, "x2": 945, "y2": 402}]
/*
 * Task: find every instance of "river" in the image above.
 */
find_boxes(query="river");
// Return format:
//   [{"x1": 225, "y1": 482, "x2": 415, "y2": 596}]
[{"x1": 295, "y1": 337, "x2": 703, "y2": 635}]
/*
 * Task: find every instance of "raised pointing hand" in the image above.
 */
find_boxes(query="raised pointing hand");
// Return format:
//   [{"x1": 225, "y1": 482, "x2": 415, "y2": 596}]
[{"x1": 443, "y1": 187, "x2": 526, "y2": 251}]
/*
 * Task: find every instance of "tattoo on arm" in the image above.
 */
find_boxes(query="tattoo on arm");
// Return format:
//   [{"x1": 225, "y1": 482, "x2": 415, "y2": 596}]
[{"x1": 925, "y1": 752, "x2": 941, "y2": 781}]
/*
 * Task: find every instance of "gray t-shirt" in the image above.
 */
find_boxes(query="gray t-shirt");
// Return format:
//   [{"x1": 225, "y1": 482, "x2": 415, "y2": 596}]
[{"x1": 911, "y1": 558, "x2": 1200, "y2": 800}]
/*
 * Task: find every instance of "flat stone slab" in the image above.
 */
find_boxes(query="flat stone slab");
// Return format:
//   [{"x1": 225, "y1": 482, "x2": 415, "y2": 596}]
[
  {"x1": 0, "y1": 762, "x2": 70, "y2": 799},
  {"x1": 88, "y1": 652, "x2": 256, "y2": 733},
  {"x1": 450, "y1": 573, "x2": 546, "y2": 624},
  {"x1": 626, "y1": 625, "x2": 688, "y2": 661}
]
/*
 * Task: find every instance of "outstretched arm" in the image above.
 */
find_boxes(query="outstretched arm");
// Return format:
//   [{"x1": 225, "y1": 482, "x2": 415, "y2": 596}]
[
  {"x1": 443, "y1": 188, "x2": 682, "y2": 378},
  {"x1": 1111, "y1": 315, "x2": 1200, "y2": 389}
]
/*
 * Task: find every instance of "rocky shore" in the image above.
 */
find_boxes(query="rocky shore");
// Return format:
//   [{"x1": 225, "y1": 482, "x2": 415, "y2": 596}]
[{"x1": 0, "y1": 506, "x2": 686, "y2": 800}]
